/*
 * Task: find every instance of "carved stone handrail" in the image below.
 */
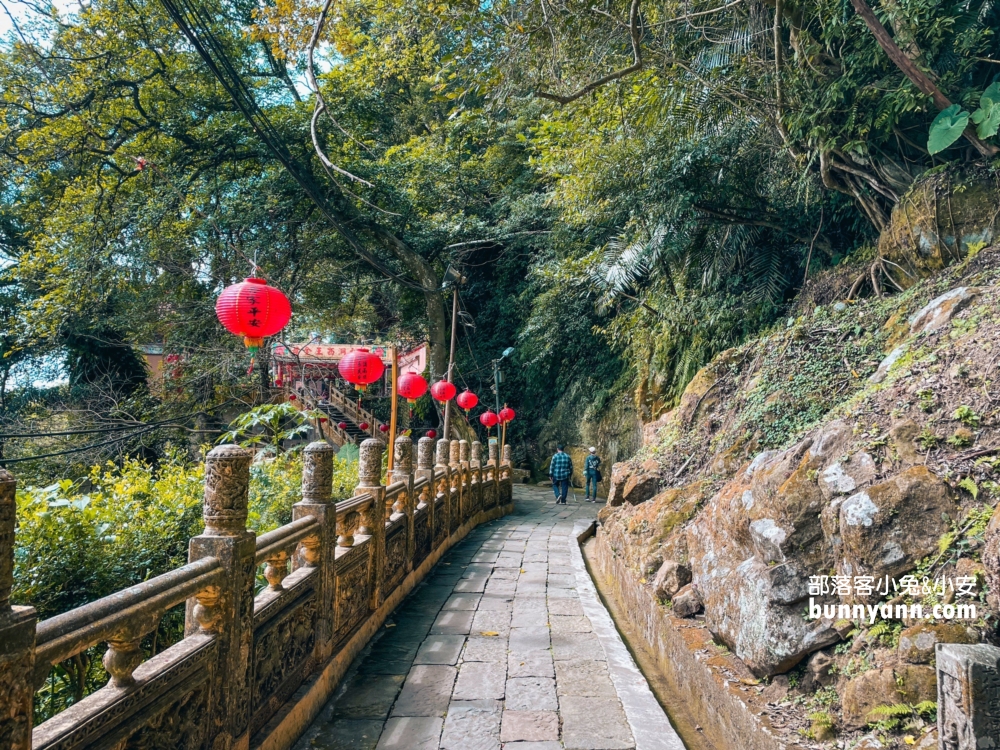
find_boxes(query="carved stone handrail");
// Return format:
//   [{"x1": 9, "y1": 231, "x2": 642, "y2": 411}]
[{"x1": 34, "y1": 557, "x2": 225, "y2": 688}]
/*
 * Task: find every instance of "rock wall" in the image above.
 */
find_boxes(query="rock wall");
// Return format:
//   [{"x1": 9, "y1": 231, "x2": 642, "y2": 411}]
[
  {"x1": 536, "y1": 377, "x2": 642, "y2": 490},
  {"x1": 599, "y1": 244, "x2": 1000, "y2": 746}
]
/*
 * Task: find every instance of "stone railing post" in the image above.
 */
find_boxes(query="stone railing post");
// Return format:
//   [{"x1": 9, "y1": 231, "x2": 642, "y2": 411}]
[
  {"x1": 449, "y1": 439, "x2": 463, "y2": 524},
  {"x1": 502, "y1": 444, "x2": 512, "y2": 478},
  {"x1": 185, "y1": 445, "x2": 255, "y2": 750},
  {"x1": 356, "y1": 439, "x2": 386, "y2": 609},
  {"x1": 415, "y1": 436, "x2": 435, "y2": 537},
  {"x1": 390, "y1": 436, "x2": 415, "y2": 569},
  {"x1": 0, "y1": 468, "x2": 35, "y2": 750},
  {"x1": 471, "y1": 441, "x2": 483, "y2": 512},
  {"x1": 937, "y1": 643, "x2": 1000, "y2": 748},
  {"x1": 435, "y1": 439, "x2": 451, "y2": 538},
  {"x1": 488, "y1": 439, "x2": 499, "y2": 467},
  {"x1": 292, "y1": 441, "x2": 337, "y2": 661}
]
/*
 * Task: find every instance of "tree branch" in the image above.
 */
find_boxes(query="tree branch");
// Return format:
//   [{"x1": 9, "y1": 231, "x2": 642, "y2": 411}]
[
  {"x1": 536, "y1": 0, "x2": 642, "y2": 104},
  {"x1": 850, "y1": 0, "x2": 998, "y2": 158}
]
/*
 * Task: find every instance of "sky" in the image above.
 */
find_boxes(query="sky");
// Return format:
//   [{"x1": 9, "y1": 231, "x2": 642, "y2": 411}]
[{"x1": 0, "y1": 0, "x2": 77, "y2": 39}]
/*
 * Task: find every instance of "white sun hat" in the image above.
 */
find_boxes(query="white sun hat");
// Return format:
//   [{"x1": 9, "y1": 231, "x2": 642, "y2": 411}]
[{"x1": 589, "y1": 447, "x2": 596, "y2": 453}]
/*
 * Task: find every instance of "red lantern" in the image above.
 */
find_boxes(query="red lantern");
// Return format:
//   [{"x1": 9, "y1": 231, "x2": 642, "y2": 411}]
[
  {"x1": 288, "y1": 394, "x2": 297, "y2": 401},
  {"x1": 274, "y1": 378, "x2": 283, "y2": 387},
  {"x1": 215, "y1": 278, "x2": 292, "y2": 356},
  {"x1": 430, "y1": 380, "x2": 457, "y2": 402},
  {"x1": 456, "y1": 390, "x2": 479, "y2": 412},
  {"x1": 397, "y1": 372, "x2": 428, "y2": 403},
  {"x1": 426, "y1": 429, "x2": 437, "y2": 439},
  {"x1": 337, "y1": 421, "x2": 348, "y2": 431},
  {"x1": 319, "y1": 417, "x2": 328, "y2": 423},
  {"x1": 479, "y1": 410, "x2": 499, "y2": 428},
  {"x1": 359, "y1": 422, "x2": 370, "y2": 431},
  {"x1": 499, "y1": 406, "x2": 516, "y2": 423},
  {"x1": 338, "y1": 349, "x2": 385, "y2": 392},
  {"x1": 378, "y1": 423, "x2": 390, "y2": 433}
]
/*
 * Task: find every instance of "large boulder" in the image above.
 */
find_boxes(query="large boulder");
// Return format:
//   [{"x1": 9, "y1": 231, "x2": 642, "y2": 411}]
[
  {"x1": 837, "y1": 466, "x2": 956, "y2": 585},
  {"x1": 652, "y1": 560, "x2": 691, "y2": 600},
  {"x1": 879, "y1": 172, "x2": 999, "y2": 289}
]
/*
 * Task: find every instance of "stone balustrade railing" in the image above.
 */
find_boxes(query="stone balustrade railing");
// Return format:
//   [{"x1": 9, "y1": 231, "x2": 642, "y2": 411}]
[{"x1": 0, "y1": 436, "x2": 514, "y2": 750}]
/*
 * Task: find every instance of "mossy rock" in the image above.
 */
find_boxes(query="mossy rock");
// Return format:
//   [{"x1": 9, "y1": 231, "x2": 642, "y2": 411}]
[{"x1": 879, "y1": 170, "x2": 1000, "y2": 288}]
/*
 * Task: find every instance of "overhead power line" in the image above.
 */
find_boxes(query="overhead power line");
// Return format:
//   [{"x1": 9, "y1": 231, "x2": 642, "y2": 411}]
[{"x1": 156, "y1": 0, "x2": 431, "y2": 293}]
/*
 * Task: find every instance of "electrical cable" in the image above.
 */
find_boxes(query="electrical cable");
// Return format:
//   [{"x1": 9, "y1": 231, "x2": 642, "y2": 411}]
[{"x1": 156, "y1": 0, "x2": 432, "y2": 293}]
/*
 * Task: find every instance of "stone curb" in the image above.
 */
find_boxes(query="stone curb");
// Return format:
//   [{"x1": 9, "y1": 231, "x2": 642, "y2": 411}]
[{"x1": 570, "y1": 520, "x2": 686, "y2": 750}]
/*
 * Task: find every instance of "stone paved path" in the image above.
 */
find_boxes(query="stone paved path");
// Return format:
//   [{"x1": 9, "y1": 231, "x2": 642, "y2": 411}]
[{"x1": 294, "y1": 486, "x2": 684, "y2": 750}]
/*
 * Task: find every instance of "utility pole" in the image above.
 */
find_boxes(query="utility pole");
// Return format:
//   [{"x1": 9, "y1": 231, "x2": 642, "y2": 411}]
[
  {"x1": 442, "y1": 286, "x2": 459, "y2": 440},
  {"x1": 388, "y1": 344, "x2": 398, "y2": 471},
  {"x1": 493, "y1": 359, "x2": 501, "y2": 414}
]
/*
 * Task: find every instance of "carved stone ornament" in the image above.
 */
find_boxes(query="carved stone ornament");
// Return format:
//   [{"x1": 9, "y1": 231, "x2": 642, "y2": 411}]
[
  {"x1": 502, "y1": 444, "x2": 512, "y2": 464},
  {"x1": 299, "y1": 533, "x2": 321, "y2": 567},
  {"x1": 435, "y1": 439, "x2": 450, "y2": 467},
  {"x1": 392, "y1": 491, "x2": 407, "y2": 517},
  {"x1": 203, "y1": 445, "x2": 251, "y2": 536},
  {"x1": 418, "y1": 485, "x2": 431, "y2": 508},
  {"x1": 338, "y1": 511, "x2": 360, "y2": 548},
  {"x1": 358, "y1": 439, "x2": 384, "y2": 488},
  {"x1": 488, "y1": 441, "x2": 499, "y2": 464},
  {"x1": 393, "y1": 435, "x2": 413, "y2": 474},
  {"x1": 103, "y1": 613, "x2": 160, "y2": 688},
  {"x1": 193, "y1": 584, "x2": 223, "y2": 634},
  {"x1": 264, "y1": 550, "x2": 289, "y2": 591},
  {"x1": 302, "y1": 441, "x2": 335, "y2": 503},
  {"x1": 417, "y1": 437, "x2": 434, "y2": 470},
  {"x1": 449, "y1": 440, "x2": 461, "y2": 466},
  {"x1": 460, "y1": 440, "x2": 470, "y2": 464}
]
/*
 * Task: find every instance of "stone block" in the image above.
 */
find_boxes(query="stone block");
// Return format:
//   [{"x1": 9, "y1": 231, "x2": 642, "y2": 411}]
[
  {"x1": 413, "y1": 635, "x2": 466, "y2": 665},
  {"x1": 440, "y1": 700, "x2": 501, "y2": 750},
  {"x1": 453, "y1": 660, "x2": 506, "y2": 700},
  {"x1": 937, "y1": 643, "x2": 1000, "y2": 749},
  {"x1": 505, "y1": 677, "x2": 558, "y2": 711},
  {"x1": 376, "y1": 716, "x2": 443, "y2": 749},
  {"x1": 559, "y1": 695, "x2": 633, "y2": 750},
  {"x1": 499, "y1": 711, "x2": 559, "y2": 742},
  {"x1": 391, "y1": 665, "x2": 456, "y2": 717}
]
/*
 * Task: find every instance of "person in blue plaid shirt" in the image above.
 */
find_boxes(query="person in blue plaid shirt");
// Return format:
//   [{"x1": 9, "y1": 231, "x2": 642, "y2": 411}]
[{"x1": 548, "y1": 444, "x2": 573, "y2": 505}]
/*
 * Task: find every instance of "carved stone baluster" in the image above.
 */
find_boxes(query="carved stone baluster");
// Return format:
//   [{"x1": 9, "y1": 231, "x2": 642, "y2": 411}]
[
  {"x1": 263, "y1": 551, "x2": 289, "y2": 591},
  {"x1": 103, "y1": 613, "x2": 159, "y2": 688},
  {"x1": 390, "y1": 436, "x2": 415, "y2": 569},
  {"x1": 435, "y1": 439, "x2": 451, "y2": 540},
  {"x1": 488, "y1": 440, "x2": 499, "y2": 466},
  {"x1": 184, "y1": 444, "x2": 255, "y2": 750},
  {"x1": 338, "y1": 511, "x2": 358, "y2": 549},
  {"x1": 470, "y1": 441, "x2": 483, "y2": 516},
  {"x1": 415, "y1": 437, "x2": 435, "y2": 542},
  {"x1": 0, "y1": 468, "x2": 35, "y2": 750},
  {"x1": 355, "y1": 439, "x2": 386, "y2": 609},
  {"x1": 449, "y1": 439, "x2": 463, "y2": 524}
]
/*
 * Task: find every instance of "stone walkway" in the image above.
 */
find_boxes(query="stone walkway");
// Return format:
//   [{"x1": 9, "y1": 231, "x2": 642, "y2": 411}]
[{"x1": 294, "y1": 485, "x2": 684, "y2": 750}]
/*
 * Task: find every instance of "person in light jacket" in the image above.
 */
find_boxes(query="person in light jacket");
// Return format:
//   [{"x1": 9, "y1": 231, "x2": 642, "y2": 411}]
[{"x1": 584, "y1": 447, "x2": 602, "y2": 502}]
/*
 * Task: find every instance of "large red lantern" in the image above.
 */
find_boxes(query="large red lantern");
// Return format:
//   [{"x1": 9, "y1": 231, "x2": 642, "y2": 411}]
[
  {"x1": 426, "y1": 429, "x2": 437, "y2": 439},
  {"x1": 215, "y1": 277, "x2": 292, "y2": 359},
  {"x1": 479, "y1": 410, "x2": 499, "y2": 429},
  {"x1": 378, "y1": 423, "x2": 390, "y2": 433},
  {"x1": 499, "y1": 406, "x2": 516, "y2": 424},
  {"x1": 338, "y1": 348, "x2": 385, "y2": 392},
  {"x1": 337, "y1": 421, "x2": 348, "y2": 431},
  {"x1": 359, "y1": 421, "x2": 370, "y2": 431},
  {"x1": 430, "y1": 380, "x2": 457, "y2": 402},
  {"x1": 456, "y1": 390, "x2": 479, "y2": 412},
  {"x1": 397, "y1": 372, "x2": 428, "y2": 404}
]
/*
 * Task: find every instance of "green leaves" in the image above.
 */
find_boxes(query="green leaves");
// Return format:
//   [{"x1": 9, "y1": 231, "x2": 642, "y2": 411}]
[
  {"x1": 927, "y1": 105, "x2": 970, "y2": 154},
  {"x1": 971, "y1": 83, "x2": 1000, "y2": 138}
]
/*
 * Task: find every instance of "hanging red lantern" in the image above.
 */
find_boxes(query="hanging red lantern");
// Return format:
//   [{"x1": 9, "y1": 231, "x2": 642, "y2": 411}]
[
  {"x1": 288, "y1": 394, "x2": 297, "y2": 401},
  {"x1": 430, "y1": 380, "x2": 457, "y2": 402},
  {"x1": 215, "y1": 278, "x2": 292, "y2": 362},
  {"x1": 397, "y1": 372, "x2": 428, "y2": 403},
  {"x1": 499, "y1": 406, "x2": 516, "y2": 423},
  {"x1": 274, "y1": 377, "x2": 284, "y2": 387},
  {"x1": 426, "y1": 429, "x2": 437, "y2": 439},
  {"x1": 378, "y1": 423, "x2": 390, "y2": 433},
  {"x1": 359, "y1": 422, "x2": 370, "y2": 431},
  {"x1": 337, "y1": 421, "x2": 348, "y2": 431},
  {"x1": 456, "y1": 390, "x2": 479, "y2": 412},
  {"x1": 479, "y1": 410, "x2": 499, "y2": 428},
  {"x1": 338, "y1": 348, "x2": 385, "y2": 392}
]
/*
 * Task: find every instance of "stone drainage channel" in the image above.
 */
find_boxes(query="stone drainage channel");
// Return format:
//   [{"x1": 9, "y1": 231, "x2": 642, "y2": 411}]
[{"x1": 292, "y1": 485, "x2": 686, "y2": 750}]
